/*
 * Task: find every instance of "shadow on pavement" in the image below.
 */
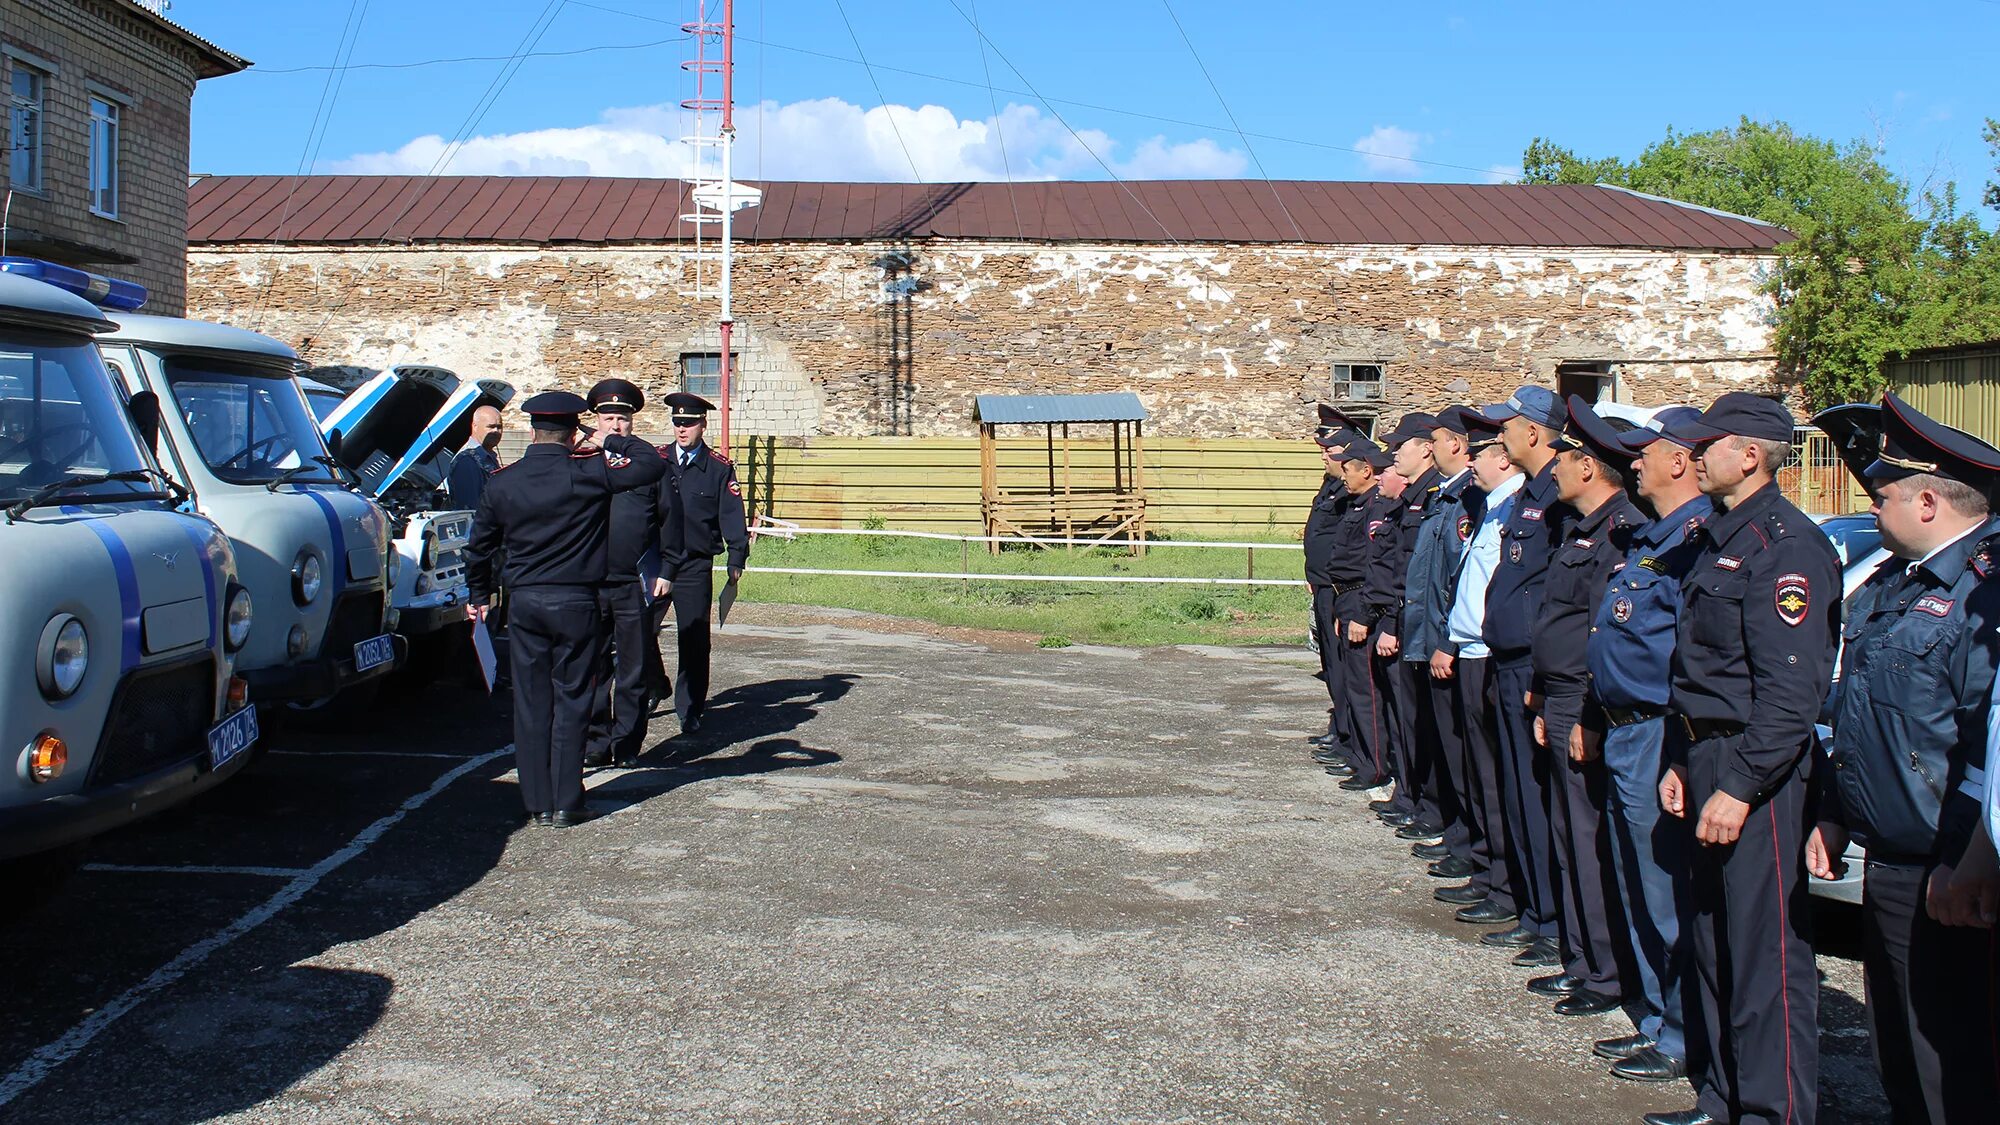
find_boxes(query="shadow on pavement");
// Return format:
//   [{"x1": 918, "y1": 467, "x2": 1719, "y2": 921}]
[
  {"x1": 643, "y1": 673, "x2": 859, "y2": 767},
  {"x1": 592, "y1": 737, "x2": 842, "y2": 807}
]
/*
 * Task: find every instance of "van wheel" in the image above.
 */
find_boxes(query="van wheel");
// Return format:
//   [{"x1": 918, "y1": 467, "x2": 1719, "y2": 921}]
[{"x1": 0, "y1": 845, "x2": 87, "y2": 924}]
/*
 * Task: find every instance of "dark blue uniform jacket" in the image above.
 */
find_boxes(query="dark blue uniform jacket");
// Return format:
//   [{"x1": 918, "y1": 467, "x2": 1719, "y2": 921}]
[
  {"x1": 659, "y1": 441, "x2": 750, "y2": 570},
  {"x1": 1323, "y1": 485, "x2": 1377, "y2": 599},
  {"x1": 1367, "y1": 468, "x2": 1440, "y2": 635},
  {"x1": 463, "y1": 435, "x2": 667, "y2": 602},
  {"x1": 1352, "y1": 488, "x2": 1405, "y2": 628},
  {"x1": 1535, "y1": 492, "x2": 1646, "y2": 751},
  {"x1": 1401, "y1": 468, "x2": 1483, "y2": 663},
  {"x1": 1302, "y1": 475, "x2": 1347, "y2": 587},
  {"x1": 1483, "y1": 459, "x2": 1574, "y2": 662},
  {"x1": 1586, "y1": 495, "x2": 1712, "y2": 712}
]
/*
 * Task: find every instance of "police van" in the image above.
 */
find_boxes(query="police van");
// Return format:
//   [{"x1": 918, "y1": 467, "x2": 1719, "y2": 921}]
[
  {"x1": 311, "y1": 364, "x2": 513, "y2": 663},
  {"x1": 0, "y1": 264, "x2": 257, "y2": 902},
  {"x1": 90, "y1": 311, "x2": 401, "y2": 708}
]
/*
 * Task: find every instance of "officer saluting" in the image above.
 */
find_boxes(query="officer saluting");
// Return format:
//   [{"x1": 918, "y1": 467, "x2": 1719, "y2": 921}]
[
  {"x1": 1650, "y1": 392, "x2": 1839, "y2": 1125},
  {"x1": 463, "y1": 391, "x2": 667, "y2": 826},
  {"x1": 656, "y1": 392, "x2": 749, "y2": 734},
  {"x1": 1806, "y1": 393, "x2": 2000, "y2": 1124},
  {"x1": 582, "y1": 378, "x2": 664, "y2": 768}
]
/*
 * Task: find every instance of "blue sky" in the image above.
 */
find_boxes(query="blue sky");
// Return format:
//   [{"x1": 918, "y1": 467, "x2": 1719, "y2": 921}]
[{"x1": 178, "y1": 0, "x2": 1995, "y2": 205}]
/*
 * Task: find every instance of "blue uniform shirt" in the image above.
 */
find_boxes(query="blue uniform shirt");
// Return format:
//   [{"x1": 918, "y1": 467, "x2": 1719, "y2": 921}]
[
  {"x1": 1586, "y1": 495, "x2": 1712, "y2": 712},
  {"x1": 1482, "y1": 459, "x2": 1574, "y2": 661}
]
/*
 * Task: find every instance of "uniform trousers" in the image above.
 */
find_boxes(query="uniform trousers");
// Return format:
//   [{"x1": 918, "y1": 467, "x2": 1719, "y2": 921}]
[
  {"x1": 1684, "y1": 739, "x2": 1817, "y2": 1125},
  {"x1": 663, "y1": 554, "x2": 718, "y2": 723},
  {"x1": 1493, "y1": 656, "x2": 1556, "y2": 939},
  {"x1": 584, "y1": 579, "x2": 651, "y2": 763},
  {"x1": 1550, "y1": 738, "x2": 1626, "y2": 993},
  {"x1": 1861, "y1": 858, "x2": 1999, "y2": 1124},
  {"x1": 1455, "y1": 656, "x2": 1517, "y2": 913},
  {"x1": 1422, "y1": 666, "x2": 1474, "y2": 865},
  {"x1": 1335, "y1": 596, "x2": 1387, "y2": 781},
  {"x1": 1382, "y1": 653, "x2": 1427, "y2": 818},
  {"x1": 1312, "y1": 587, "x2": 1341, "y2": 742},
  {"x1": 1603, "y1": 717, "x2": 1689, "y2": 1059},
  {"x1": 507, "y1": 584, "x2": 600, "y2": 815}
]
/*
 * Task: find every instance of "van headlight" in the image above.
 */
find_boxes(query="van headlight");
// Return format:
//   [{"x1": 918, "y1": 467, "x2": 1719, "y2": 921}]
[
  {"x1": 386, "y1": 546, "x2": 404, "y2": 589},
  {"x1": 293, "y1": 551, "x2": 323, "y2": 605},
  {"x1": 37, "y1": 614, "x2": 89, "y2": 699},
  {"x1": 225, "y1": 585, "x2": 254, "y2": 650}
]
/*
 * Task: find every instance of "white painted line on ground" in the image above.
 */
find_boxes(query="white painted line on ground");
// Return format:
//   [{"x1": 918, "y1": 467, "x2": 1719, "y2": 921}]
[
  {"x1": 0, "y1": 746, "x2": 512, "y2": 1110},
  {"x1": 267, "y1": 750, "x2": 482, "y2": 759},
  {"x1": 82, "y1": 864, "x2": 308, "y2": 878}
]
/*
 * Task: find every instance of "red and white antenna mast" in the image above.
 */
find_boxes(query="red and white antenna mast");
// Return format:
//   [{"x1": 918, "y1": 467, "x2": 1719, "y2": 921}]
[{"x1": 681, "y1": 0, "x2": 758, "y2": 453}]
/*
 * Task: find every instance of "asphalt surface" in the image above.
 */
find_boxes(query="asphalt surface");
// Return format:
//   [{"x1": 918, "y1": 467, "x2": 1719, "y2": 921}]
[{"x1": 2, "y1": 606, "x2": 1889, "y2": 1123}]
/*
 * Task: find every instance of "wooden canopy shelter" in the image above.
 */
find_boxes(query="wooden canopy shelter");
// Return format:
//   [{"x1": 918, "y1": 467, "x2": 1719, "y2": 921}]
[{"x1": 975, "y1": 393, "x2": 1148, "y2": 554}]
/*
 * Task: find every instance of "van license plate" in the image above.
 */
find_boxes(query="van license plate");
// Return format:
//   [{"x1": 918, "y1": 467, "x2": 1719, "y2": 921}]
[
  {"x1": 354, "y1": 634, "x2": 396, "y2": 672},
  {"x1": 207, "y1": 707, "x2": 259, "y2": 770}
]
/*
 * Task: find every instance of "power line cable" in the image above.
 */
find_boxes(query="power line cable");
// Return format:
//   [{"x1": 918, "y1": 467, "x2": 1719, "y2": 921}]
[
  {"x1": 1158, "y1": 0, "x2": 1305, "y2": 240},
  {"x1": 241, "y1": 35, "x2": 689, "y2": 74},
  {"x1": 968, "y1": 0, "x2": 1023, "y2": 240},
  {"x1": 828, "y1": 0, "x2": 924, "y2": 182}
]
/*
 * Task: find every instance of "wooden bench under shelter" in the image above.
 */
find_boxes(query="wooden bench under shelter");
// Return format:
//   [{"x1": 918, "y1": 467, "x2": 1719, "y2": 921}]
[{"x1": 974, "y1": 393, "x2": 1148, "y2": 555}]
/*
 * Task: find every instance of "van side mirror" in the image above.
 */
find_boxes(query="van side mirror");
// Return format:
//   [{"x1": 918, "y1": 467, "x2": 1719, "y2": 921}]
[
  {"x1": 325, "y1": 428, "x2": 344, "y2": 460},
  {"x1": 127, "y1": 390, "x2": 161, "y2": 453}
]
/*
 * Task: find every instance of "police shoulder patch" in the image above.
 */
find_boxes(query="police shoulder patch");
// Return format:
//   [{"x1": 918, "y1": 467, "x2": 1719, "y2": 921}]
[
  {"x1": 1775, "y1": 572, "x2": 1811, "y2": 627},
  {"x1": 727, "y1": 478, "x2": 742, "y2": 497},
  {"x1": 1456, "y1": 514, "x2": 1472, "y2": 541},
  {"x1": 1913, "y1": 594, "x2": 1955, "y2": 618},
  {"x1": 1611, "y1": 596, "x2": 1634, "y2": 623}
]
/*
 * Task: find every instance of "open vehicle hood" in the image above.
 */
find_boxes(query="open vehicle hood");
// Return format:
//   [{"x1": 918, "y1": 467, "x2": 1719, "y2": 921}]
[
  {"x1": 1811, "y1": 402, "x2": 1883, "y2": 484},
  {"x1": 314, "y1": 365, "x2": 515, "y2": 496}
]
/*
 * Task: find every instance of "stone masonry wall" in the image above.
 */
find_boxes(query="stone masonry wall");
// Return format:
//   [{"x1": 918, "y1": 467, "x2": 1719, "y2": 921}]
[
  {"x1": 187, "y1": 240, "x2": 1783, "y2": 438},
  {"x1": 3, "y1": 0, "x2": 217, "y2": 314}
]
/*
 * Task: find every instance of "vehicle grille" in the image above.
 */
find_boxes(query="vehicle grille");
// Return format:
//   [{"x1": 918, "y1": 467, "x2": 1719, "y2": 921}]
[
  {"x1": 90, "y1": 658, "x2": 215, "y2": 789},
  {"x1": 326, "y1": 591, "x2": 385, "y2": 651}
]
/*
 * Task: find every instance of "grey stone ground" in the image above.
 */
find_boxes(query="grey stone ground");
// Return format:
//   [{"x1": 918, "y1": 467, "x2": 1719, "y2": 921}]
[{"x1": 2, "y1": 606, "x2": 1886, "y2": 1123}]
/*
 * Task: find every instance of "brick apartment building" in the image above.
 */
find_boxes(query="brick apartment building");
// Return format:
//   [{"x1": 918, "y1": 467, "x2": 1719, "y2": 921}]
[
  {"x1": 3, "y1": 0, "x2": 246, "y2": 313},
  {"x1": 185, "y1": 176, "x2": 1790, "y2": 439}
]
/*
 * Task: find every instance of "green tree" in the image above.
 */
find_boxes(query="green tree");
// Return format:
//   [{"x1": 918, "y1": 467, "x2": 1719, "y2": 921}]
[{"x1": 1522, "y1": 119, "x2": 2000, "y2": 408}]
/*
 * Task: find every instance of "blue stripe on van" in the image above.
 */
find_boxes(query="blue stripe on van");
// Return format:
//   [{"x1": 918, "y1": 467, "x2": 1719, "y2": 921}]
[
  {"x1": 301, "y1": 489, "x2": 348, "y2": 600},
  {"x1": 63, "y1": 506, "x2": 144, "y2": 674},
  {"x1": 178, "y1": 522, "x2": 221, "y2": 649}
]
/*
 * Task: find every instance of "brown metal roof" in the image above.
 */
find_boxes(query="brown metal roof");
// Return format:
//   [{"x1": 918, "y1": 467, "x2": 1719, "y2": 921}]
[{"x1": 184, "y1": 176, "x2": 1791, "y2": 252}]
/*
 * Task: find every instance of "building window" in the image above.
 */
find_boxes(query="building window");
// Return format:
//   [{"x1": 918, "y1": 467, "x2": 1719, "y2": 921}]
[
  {"x1": 8, "y1": 61, "x2": 45, "y2": 192},
  {"x1": 89, "y1": 96, "x2": 120, "y2": 217},
  {"x1": 679, "y1": 352, "x2": 735, "y2": 400},
  {"x1": 1331, "y1": 363, "x2": 1384, "y2": 402},
  {"x1": 1557, "y1": 361, "x2": 1615, "y2": 405}
]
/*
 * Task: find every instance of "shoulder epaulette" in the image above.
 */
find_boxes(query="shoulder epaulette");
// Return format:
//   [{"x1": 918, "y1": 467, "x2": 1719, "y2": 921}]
[
  {"x1": 709, "y1": 448, "x2": 732, "y2": 464},
  {"x1": 1972, "y1": 545, "x2": 1993, "y2": 580}
]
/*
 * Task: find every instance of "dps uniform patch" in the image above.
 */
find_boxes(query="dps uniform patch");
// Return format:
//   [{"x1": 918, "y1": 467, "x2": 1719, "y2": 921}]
[
  {"x1": 1912, "y1": 595, "x2": 1955, "y2": 618},
  {"x1": 1457, "y1": 514, "x2": 1473, "y2": 541},
  {"x1": 1612, "y1": 597, "x2": 1634, "y2": 623},
  {"x1": 727, "y1": 478, "x2": 742, "y2": 497},
  {"x1": 1508, "y1": 540, "x2": 1524, "y2": 565},
  {"x1": 1775, "y1": 572, "x2": 1812, "y2": 626},
  {"x1": 1367, "y1": 519, "x2": 1387, "y2": 537}
]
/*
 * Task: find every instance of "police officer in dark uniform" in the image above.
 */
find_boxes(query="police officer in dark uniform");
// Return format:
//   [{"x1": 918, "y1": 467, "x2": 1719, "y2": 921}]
[
  {"x1": 464, "y1": 391, "x2": 668, "y2": 826},
  {"x1": 1373, "y1": 413, "x2": 1446, "y2": 837},
  {"x1": 1330, "y1": 440, "x2": 1399, "y2": 790},
  {"x1": 1480, "y1": 385, "x2": 1577, "y2": 969},
  {"x1": 1807, "y1": 393, "x2": 2000, "y2": 1124},
  {"x1": 1530, "y1": 398, "x2": 1647, "y2": 1018},
  {"x1": 1648, "y1": 392, "x2": 1839, "y2": 1125},
  {"x1": 581, "y1": 378, "x2": 663, "y2": 768},
  {"x1": 1586, "y1": 406, "x2": 1711, "y2": 1083},
  {"x1": 656, "y1": 392, "x2": 749, "y2": 734},
  {"x1": 1306, "y1": 425, "x2": 1360, "y2": 768}
]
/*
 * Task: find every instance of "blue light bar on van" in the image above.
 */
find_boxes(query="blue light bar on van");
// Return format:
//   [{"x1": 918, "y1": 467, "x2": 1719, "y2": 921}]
[{"x1": 0, "y1": 256, "x2": 148, "y2": 311}]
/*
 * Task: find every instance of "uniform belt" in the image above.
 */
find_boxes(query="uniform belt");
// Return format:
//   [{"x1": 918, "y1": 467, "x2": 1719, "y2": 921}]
[
  {"x1": 1601, "y1": 705, "x2": 1665, "y2": 729},
  {"x1": 1330, "y1": 580, "x2": 1361, "y2": 596},
  {"x1": 1679, "y1": 715, "x2": 1745, "y2": 742}
]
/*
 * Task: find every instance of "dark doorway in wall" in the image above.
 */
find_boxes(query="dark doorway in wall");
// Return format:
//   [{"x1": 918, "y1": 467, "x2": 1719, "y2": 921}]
[{"x1": 1557, "y1": 361, "x2": 1615, "y2": 405}]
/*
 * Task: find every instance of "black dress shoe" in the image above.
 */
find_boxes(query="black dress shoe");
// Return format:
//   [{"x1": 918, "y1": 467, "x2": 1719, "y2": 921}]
[
  {"x1": 1640, "y1": 1109, "x2": 1715, "y2": 1125},
  {"x1": 530, "y1": 811, "x2": 555, "y2": 827},
  {"x1": 1378, "y1": 811, "x2": 1416, "y2": 827},
  {"x1": 581, "y1": 748, "x2": 613, "y2": 768},
  {"x1": 550, "y1": 806, "x2": 603, "y2": 827},
  {"x1": 1553, "y1": 988, "x2": 1621, "y2": 1016},
  {"x1": 1434, "y1": 883, "x2": 1486, "y2": 905},
  {"x1": 1395, "y1": 821, "x2": 1444, "y2": 841},
  {"x1": 681, "y1": 714, "x2": 703, "y2": 734},
  {"x1": 1411, "y1": 840, "x2": 1450, "y2": 859},
  {"x1": 1512, "y1": 938, "x2": 1562, "y2": 967},
  {"x1": 1526, "y1": 972, "x2": 1584, "y2": 997},
  {"x1": 1339, "y1": 775, "x2": 1386, "y2": 792},
  {"x1": 1592, "y1": 1033, "x2": 1657, "y2": 1060},
  {"x1": 1308, "y1": 733, "x2": 1337, "y2": 747},
  {"x1": 1480, "y1": 925, "x2": 1537, "y2": 948},
  {"x1": 1312, "y1": 748, "x2": 1346, "y2": 765},
  {"x1": 1611, "y1": 1046, "x2": 1688, "y2": 1082},
  {"x1": 1368, "y1": 798, "x2": 1400, "y2": 814},
  {"x1": 1455, "y1": 900, "x2": 1517, "y2": 925},
  {"x1": 1427, "y1": 856, "x2": 1475, "y2": 878}
]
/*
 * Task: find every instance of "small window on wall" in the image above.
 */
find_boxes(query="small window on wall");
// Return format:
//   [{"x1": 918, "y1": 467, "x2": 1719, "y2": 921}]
[
  {"x1": 88, "y1": 96, "x2": 120, "y2": 217},
  {"x1": 679, "y1": 352, "x2": 735, "y2": 400},
  {"x1": 8, "y1": 59, "x2": 47, "y2": 192},
  {"x1": 1557, "y1": 362, "x2": 1614, "y2": 405},
  {"x1": 1332, "y1": 363, "x2": 1384, "y2": 402}
]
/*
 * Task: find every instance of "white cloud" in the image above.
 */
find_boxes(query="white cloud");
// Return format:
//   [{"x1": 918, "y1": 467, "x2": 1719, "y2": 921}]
[
  {"x1": 1352, "y1": 125, "x2": 1427, "y2": 178},
  {"x1": 1482, "y1": 163, "x2": 1521, "y2": 184},
  {"x1": 329, "y1": 97, "x2": 1247, "y2": 182}
]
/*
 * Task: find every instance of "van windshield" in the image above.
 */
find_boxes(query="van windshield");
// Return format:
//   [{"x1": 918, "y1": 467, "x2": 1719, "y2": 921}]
[
  {"x1": 166, "y1": 358, "x2": 333, "y2": 485},
  {"x1": 0, "y1": 327, "x2": 158, "y2": 504}
]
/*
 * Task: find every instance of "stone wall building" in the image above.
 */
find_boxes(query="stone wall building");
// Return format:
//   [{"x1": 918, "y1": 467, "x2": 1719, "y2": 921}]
[
  {"x1": 3, "y1": 0, "x2": 247, "y2": 313},
  {"x1": 185, "y1": 177, "x2": 1790, "y2": 438}
]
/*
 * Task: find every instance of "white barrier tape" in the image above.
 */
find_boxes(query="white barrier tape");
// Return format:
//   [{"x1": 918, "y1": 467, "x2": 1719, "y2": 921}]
[
  {"x1": 730, "y1": 565, "x2": 1302, "y2": 588},
  {"x1": 750, "y1": 522, "x2": 1302, "y2": 551}
]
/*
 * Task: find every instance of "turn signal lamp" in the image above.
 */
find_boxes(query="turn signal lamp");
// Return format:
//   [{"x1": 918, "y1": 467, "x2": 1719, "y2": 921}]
[
  {"x1": 227, "y1": 676, "x2": 251, "y2": 712},
  {"x1": 29, "y1": 734, "x2": 68, "y2": 782}
]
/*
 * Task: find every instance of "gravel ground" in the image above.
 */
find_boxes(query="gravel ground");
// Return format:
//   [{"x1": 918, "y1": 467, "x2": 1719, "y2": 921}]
[{"x1": 0, "y1": 606, "x2": 1887, "y2": 1124}]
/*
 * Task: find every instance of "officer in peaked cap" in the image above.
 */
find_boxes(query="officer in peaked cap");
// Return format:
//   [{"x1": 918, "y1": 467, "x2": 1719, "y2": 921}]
[
  {"x1": 581, "y1": 378, "x2": 666, "y2": 768},
  {"x1": 1530, "y1": 399, "x2": 1648, "y2": 1020},
  {"x1": 1808, "y1": 393, "x2": 2000, "y2": 1124},
  {"x1": 464, "y1": 389, "x2": 668, "y2": 826},
  {"x1": 1371, "y1": 413, "x2": 1448, "y2": 840},
  {"x1": 655, "y1": 391, "x2": 750, "y2": 734},
  {"x1": 1581, "y1": 404, "x2": 1712, "y2": 1082},
  {"x1": 1306, "y1": 428, "x2": 1360, "y2": 761},
  {"x1": 1649, "y1": 391, "x2": 1838, "y2": 1125},
  {"x1": 1316, "y1": 403, "x2": 1366, "y2": 440},
  {"x1": 1332, "y1": 439, "x2": 1403, "y2": 793}
]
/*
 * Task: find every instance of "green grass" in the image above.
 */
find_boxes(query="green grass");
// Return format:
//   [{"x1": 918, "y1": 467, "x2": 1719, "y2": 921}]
[{"x1": 736, "y1": 531, "x2": 1313, "y2": 647}]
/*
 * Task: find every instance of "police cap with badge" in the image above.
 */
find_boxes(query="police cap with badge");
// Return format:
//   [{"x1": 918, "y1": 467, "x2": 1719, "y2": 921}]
[
  {"x1": 1484, "y1": 385, "x2": 1567, "y2": 431},
  {"x1": 1551, "y1": 395, "x2": 1640, "y2": 465},
  {"x1": 587, "y1": 378, "x2": 645, "y2": 416},
  {"x1": 522, "y1": 390, "x2": 590, "y2": 431},
  {"x1": 1619, "y1": 405, "x2": 1707, "y2": 452},
  {"x1": 1381, "y1": 412, "x2": 1442, "y2": 449},
  {"x1": 664, "y1": 392, "x2": 717, "y2": 427},
  {"x1": 1459, "y1": 403, "x2": 1509, "y2": 450}
]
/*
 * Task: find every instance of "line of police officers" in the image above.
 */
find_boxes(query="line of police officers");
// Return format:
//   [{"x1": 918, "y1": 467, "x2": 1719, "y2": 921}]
[
  {"x1": 462, "y1": 380, "x2": 748, "y2": 827},
  {"x1": 1303, "y1": 386, "x2": 2000, "y2": 1125}
]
